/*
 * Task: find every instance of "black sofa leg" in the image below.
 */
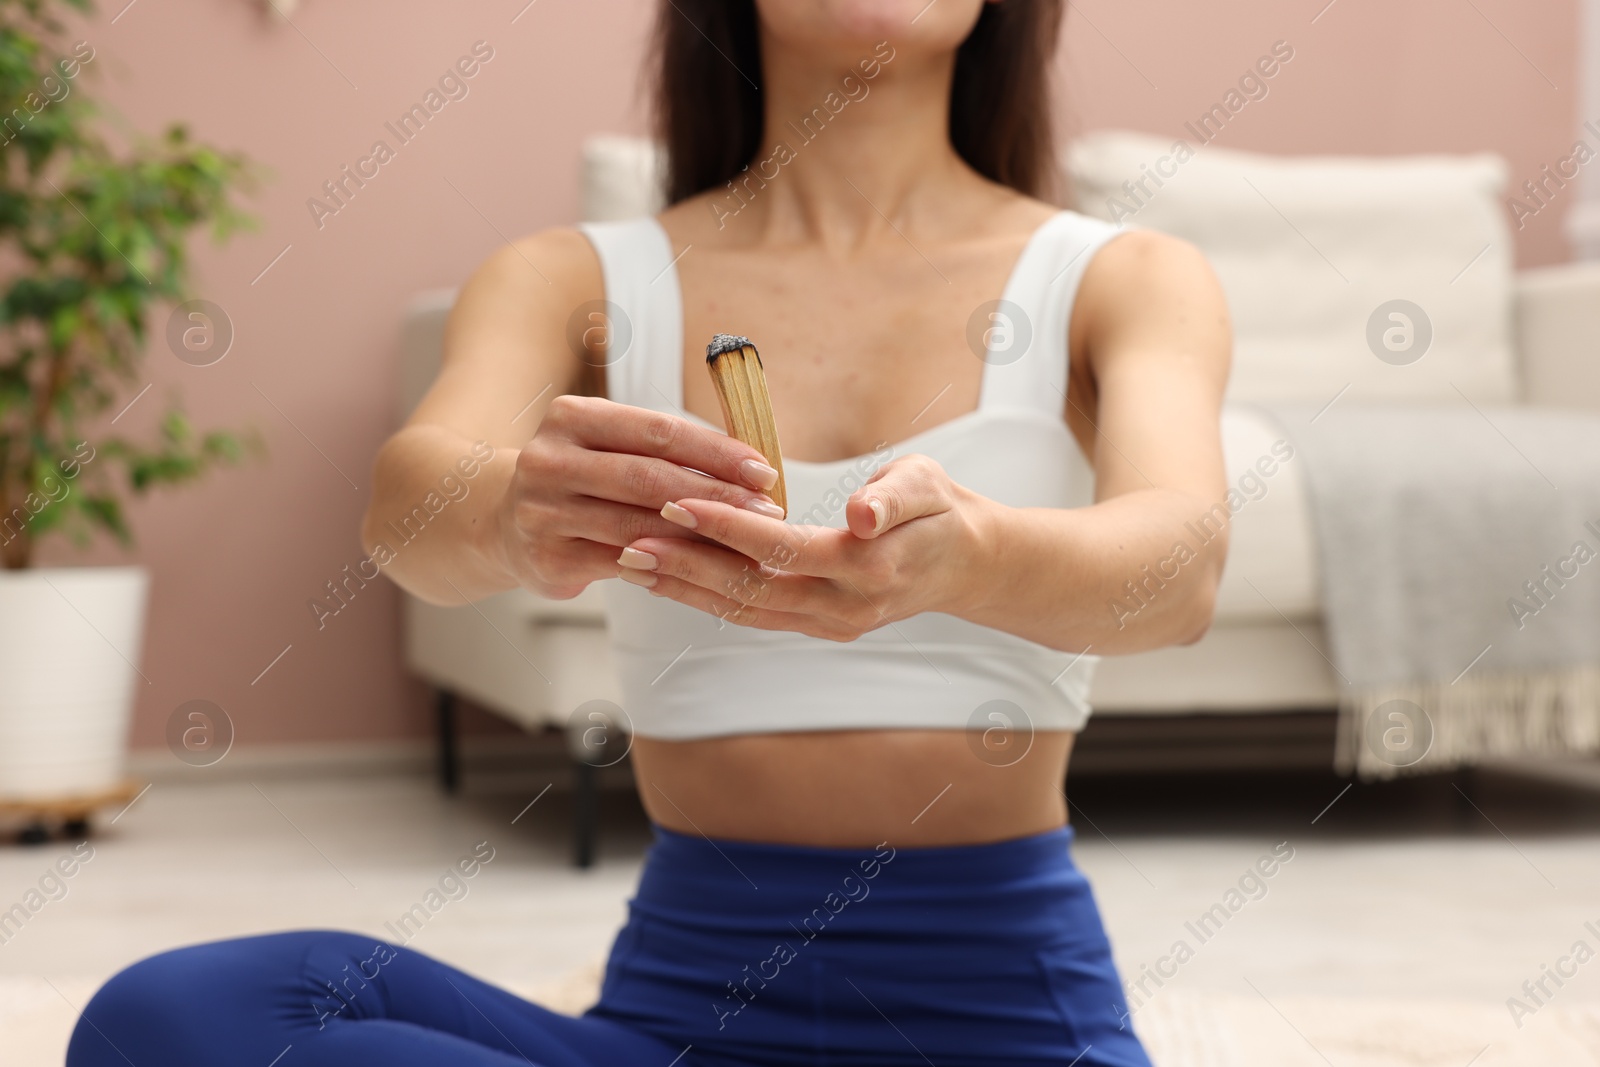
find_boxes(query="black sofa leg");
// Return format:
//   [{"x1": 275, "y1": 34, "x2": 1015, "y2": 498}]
[
  {"x1": 1452, "y1": 763, "x2": 1479, "y2": 818},
  {"x1": 437, "y1": 689, "x2": 460, "y2": 795},
  {"x1": 574, "y1": 759, "x2": 597, "y2": 869}
]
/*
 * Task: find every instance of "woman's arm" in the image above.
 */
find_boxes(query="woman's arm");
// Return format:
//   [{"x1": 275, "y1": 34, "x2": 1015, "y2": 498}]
[
  {"x1": 362, "y1": 231, "x2": 592, "y2": 605},
  {"x1": 612, "y1": 231, "x2": 1233, "y2": 656},
  {"x1": 947, "y1": 230, "x2": 1233, "y2": 652},
  {"x1": 363, "y1": 229, "x2": 787, "y2": 606}
]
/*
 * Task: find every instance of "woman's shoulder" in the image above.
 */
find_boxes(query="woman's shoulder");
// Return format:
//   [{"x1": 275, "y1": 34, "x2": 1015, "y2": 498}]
[
  {"x1": 461, "y1": 226, "x2": 604, "y2": 309},
  {"x1": 958, "y1": 181, "x2": 1117, "y2": 250},
  {"x1": 1072, "y1": 224, "x2": 1227, "y2": 352},
  {"x1": 503, "y1": 225, "x2": 605, "y2": 275},
  {"x1": 1080, "y1": 225, "x2": 1213, "y2": 289},
  {"x1": 445, "y1": 227, "x2": 607, "y2": 366}
]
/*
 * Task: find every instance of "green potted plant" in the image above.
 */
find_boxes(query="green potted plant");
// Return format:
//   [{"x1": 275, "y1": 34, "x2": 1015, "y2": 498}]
[{"x1": 0, "y1": 0, "x2": 257, "y2": 803}]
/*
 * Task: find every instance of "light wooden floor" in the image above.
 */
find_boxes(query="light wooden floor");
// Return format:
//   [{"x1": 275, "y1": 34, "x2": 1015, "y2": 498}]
[{"x1": 3, "y1": 755, "x2": 1598, "y2": 1021}]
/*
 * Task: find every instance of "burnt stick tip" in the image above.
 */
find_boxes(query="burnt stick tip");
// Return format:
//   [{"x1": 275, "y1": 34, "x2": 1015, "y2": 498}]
[{"x1": 706, "y1": 333, "x2": 759, "y2": 365}]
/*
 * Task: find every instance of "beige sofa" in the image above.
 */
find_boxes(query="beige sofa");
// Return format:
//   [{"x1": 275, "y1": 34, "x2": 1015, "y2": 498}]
[{"x1": 397, "y1": 132, "x2": 1600, "y2": 861}]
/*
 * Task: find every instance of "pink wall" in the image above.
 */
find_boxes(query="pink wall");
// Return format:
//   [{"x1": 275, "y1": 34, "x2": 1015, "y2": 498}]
[
  {"x1": 1057, "y1": 0, "x2": 1580, "y2": 265},
  {"x1": 48, "y1": 0, "x2": 1579, "y2": 751}
]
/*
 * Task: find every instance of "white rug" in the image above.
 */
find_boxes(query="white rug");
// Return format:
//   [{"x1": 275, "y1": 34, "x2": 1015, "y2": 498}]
[{"x1": 9, "y1": 970, "x2": 1599, "y2": 1066}]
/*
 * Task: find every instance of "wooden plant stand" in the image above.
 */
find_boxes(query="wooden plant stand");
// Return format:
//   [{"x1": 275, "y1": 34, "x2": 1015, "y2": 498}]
[{"x1": 0, "y1": 778, "x2": 144, "y2": 844}]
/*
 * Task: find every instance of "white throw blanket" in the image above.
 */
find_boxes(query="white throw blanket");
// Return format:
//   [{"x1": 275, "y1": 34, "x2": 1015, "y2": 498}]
[{"x1": 1260, "y1": 402, "x2": 1600, "y2": 778}]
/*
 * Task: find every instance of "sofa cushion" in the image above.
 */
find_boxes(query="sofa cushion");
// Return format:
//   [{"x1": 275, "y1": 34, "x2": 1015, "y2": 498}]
[
  {"x1": 1068, "y1": 131, "x2": 1517, "y2": 408},
  {"x1": 582, "y1": 135, "x2": 665, "y2": 222}
]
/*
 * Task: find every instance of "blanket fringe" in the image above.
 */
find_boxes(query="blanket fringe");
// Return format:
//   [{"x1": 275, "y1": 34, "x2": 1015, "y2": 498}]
[{"x1": 1335, "y1": 665, "x2": 1600, "y2": 779}]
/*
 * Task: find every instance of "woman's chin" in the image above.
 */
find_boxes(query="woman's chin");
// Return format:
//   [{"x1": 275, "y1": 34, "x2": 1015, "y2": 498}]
[{"x1": 758, "y1": 0, "x2": 985, "y2": 49}]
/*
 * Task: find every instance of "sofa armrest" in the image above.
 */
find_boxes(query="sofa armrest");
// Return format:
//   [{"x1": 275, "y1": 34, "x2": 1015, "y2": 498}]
[{"x1": 1515, "y1": 261, "x2": 1600, "y2": 410}]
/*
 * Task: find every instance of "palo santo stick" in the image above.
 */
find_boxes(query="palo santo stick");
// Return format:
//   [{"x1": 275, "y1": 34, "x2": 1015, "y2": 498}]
[{"x1": 705, "y1": 333, "x2": 786, "y2": 516}]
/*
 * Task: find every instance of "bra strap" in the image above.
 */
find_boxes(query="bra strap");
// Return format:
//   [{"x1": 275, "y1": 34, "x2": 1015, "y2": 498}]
[
  {"x1": 978, "y1": 211, "x2": 1125, "y2": 417},
  {"x1": 577, "y1": 218, "x2": 684, "y2": 414}
]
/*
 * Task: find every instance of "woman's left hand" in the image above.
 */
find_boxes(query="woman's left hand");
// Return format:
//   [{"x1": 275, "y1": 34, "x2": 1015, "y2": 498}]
[{"x1": 613, "y1": 454, "x2": 988, "y2": 641}]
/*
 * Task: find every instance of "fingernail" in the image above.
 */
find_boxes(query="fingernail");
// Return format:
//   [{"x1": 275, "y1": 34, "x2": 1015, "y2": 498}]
[
  {"x1": 661, "y1": 501, "x2": 697, "y2": 528},
  {"x1": 739, "y1": 458, "x2": 780, "y2": 490},
  {"x1": 618, "y1": 567, "x2": 658, "y2": 589},
  {"x1": 867, "y1": 497, "x2": 887, "y2": 533},
  {"x1": 744, "y1": 497, "x2": 785, "y2": 519},
  {"x1": 618, "y1": 548, "x2": 658, "y2": 570}
]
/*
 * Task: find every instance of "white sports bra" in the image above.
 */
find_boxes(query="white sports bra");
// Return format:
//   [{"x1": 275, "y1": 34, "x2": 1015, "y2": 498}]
[{"x1": 578, "y1": 210, "x2": 1123, "y2": 740}]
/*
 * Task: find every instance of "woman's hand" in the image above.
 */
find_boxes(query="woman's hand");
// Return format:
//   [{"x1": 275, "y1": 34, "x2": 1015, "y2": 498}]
[
  {"x1": 494, "y1": 394, "x2": 786, "y2": 600},
  {"x1": 613, "y1": 454, "x2": 991, "y2": 640}
]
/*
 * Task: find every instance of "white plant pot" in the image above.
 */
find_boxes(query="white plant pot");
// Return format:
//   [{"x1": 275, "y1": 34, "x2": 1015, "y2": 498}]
[{"x1": 0, "y1": 566, "x2": 149, "y2": 799}]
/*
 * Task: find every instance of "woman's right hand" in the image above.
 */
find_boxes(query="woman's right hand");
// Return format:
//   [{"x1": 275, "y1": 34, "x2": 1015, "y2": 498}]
[{"x1": 494, "y1": 394, "x2": 783, "y2": 600}]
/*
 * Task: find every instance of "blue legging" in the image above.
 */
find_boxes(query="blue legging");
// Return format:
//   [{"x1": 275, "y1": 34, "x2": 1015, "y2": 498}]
[{"x1": 70, "y1": 826, "x2": 1152, "y2": 1067}]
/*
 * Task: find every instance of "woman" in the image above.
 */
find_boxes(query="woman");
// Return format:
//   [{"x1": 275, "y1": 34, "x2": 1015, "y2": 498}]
[{"x1": 71, "y1": 1, "x2": 1229, "y2": 1064}]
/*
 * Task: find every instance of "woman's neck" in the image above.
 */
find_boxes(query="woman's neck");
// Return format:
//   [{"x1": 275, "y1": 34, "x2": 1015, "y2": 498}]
[{"x1": 731, "y1": 40, "x2": 978, "y2": 248}]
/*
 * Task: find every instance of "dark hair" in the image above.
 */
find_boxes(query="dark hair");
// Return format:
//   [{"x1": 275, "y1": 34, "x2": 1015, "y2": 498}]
[{"x1": 649, "y1": 1, "x2": 1065, "y2": 206}]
